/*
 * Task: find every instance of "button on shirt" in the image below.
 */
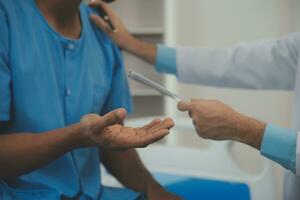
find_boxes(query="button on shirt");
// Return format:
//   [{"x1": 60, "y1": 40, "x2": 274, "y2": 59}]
[
  {"x1": 0, "y1": 0, "x2": 132, "y2": 200},
  {"x1": 68, "y1": 43, "x2": 76, "y2": 51}
]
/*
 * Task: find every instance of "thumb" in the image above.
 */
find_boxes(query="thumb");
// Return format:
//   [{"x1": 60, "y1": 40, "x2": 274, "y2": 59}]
[
  {"x1": 81, "y1": 108, "x2": 127, "y2": 129},
  {"x1": 100, "y1": 108, "x2": 127, "y2": 127},
  {"x1": 177, "y1": 101, "x2": 192, "y2": 112}
]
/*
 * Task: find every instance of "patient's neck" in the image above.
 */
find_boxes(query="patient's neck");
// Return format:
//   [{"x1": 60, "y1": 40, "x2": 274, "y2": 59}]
[{"x1": 35, "y1": 0, "x2": 82, "y2": 39}]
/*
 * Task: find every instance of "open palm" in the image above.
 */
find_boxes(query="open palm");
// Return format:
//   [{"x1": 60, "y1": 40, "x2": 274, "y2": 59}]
[{"x1": 93, "y1": 118, "x2": 174, "y2": 150}]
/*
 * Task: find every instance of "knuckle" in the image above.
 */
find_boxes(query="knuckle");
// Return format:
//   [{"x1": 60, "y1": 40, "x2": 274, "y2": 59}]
[{"x1": 192, "y1": 116, "x2": 199, "y2": 123}]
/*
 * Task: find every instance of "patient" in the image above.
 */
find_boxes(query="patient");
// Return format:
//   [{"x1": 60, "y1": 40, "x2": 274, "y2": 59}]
[{"x1": 0, "y1": 0, "x2": 181, "y2": 199}]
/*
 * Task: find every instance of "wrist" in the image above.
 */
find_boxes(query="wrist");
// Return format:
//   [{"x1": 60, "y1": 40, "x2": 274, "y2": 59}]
[
  {"x1": 64, "y1": 123, "x2": 93, "y2": 149},
  {"x1": 124, "y1": 36, "x2": 157, "y2": 64},
  {"x1": 236, "y1": 115, "x2": 266, "y2": 149},
  {"x1": 120, "y1": 34, "x2": 139, "y2": 53}
]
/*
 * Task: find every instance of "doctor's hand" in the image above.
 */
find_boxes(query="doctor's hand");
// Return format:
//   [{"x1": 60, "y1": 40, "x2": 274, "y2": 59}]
[
  {"x1": 80, "y1": 109, "x2": 174, "y2": 150},
  {"x1": 178, "y1": 100, "x2": 266, "y2": 150},
  {"x1": 89, "y1": 0, "x2": 157, "y2": 64},
  {"x1": 89, "y1": 0, "x2": 135, "y2": 50}
]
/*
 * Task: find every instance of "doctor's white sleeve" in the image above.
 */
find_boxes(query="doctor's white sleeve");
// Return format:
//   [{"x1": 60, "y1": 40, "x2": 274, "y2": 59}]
[
  {"x1": 156, "y1": 33, "x2": 300, "y2": 90},
  {"x1": 155, "y1": 33, "x2": 300, "y2": 174}
]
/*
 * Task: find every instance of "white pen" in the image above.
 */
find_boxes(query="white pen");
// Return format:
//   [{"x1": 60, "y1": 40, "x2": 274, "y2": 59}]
[{"x1": 128, "y1": 71, "x2": 184, "y2": 102}]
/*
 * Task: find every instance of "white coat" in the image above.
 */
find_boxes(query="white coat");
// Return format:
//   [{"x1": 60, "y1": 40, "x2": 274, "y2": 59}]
[{"x1": 175, "y1": 32, "x2": 300, "y2": 200}]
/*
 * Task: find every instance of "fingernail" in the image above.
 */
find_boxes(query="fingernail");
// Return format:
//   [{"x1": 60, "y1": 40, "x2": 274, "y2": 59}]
[
  {"x1": 178, "y1": 101, "x2": 189, "y2": 108},
  {"x1": 116, "y1": 109, "x2": 127, "y2": 119},
  {"x1": 180, "y1": 101, "x2": 190, "y2": 105}
]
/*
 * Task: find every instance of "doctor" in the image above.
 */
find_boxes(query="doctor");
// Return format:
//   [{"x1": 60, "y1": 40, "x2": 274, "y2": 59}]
[{"x1": 89, "y1": 1, "x2": 300, "y2": 199}]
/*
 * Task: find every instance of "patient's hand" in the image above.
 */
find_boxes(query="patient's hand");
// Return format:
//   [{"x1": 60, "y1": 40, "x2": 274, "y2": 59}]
[{"x1": 80, "y1": 109, "x2": 174, "y2": 150}]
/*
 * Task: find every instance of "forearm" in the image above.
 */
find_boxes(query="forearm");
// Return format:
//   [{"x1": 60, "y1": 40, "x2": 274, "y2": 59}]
[
  {"x1": 0, "y1": 124, "x2": 84, "y2": 179},
  {"x1": 125, "y1": 40, "x2": 177, "y2": 76},
  {"x1": 100, "y1": 148, "x2": 160, "y2": 194},
  {"x1": 124, "y1": 36, "x2": 157, "y2": 65}
]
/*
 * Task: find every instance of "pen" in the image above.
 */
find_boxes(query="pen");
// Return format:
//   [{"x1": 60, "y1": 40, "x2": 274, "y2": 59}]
[
  {"x1": 95, "y1": 0, "x2": 117, "y2": 32},
  {"x1": 128, "y1": 71, "x2": 184, "y2": 102}
]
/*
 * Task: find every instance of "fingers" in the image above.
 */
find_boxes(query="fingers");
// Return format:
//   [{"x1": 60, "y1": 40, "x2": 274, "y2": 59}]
[
  {"x1": 138, "y1": 129, "x2": 170, "y2": 148},
  {"x1": 177, "y1": 101, "x2": 192, "y2": 111},
  {"x1": 80, "y1": 114, "x2": 102, "y2": 125},
  {"x1": 89, "y1": 0, "x2": 115, "y2": 32},
  {"x1": 136, "y1": 118, "x2": 174, "y2": 148},
  {"x1": 90, "y1": 14, "x2": 111, "y2": 32},
  {"x1": 89, "y1": 0, "x2": 107, "y2": 11},
  {"x1": 89, "y1": 0, "x2": 113, "y2": 20},
  {"x1": 160, "y1": 118, "x2": 175, "y2": 130},
  {"x1": 99, "y1": 108, "x2": 127, "y2": 128},
  {"x1": 88, "y1": 0, "x2": 103, "y2": 7},
  {"x1": 142, "y1": 119, "x2": 162, "y2": 130},
  {"x1": 148, "y1": 118, "x2": 174, "y2": 133}
]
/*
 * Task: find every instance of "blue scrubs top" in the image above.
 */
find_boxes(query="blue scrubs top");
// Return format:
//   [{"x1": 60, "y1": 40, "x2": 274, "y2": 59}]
[{"x1": 0, "y1": 0, "x2": 132, "y2": 199}]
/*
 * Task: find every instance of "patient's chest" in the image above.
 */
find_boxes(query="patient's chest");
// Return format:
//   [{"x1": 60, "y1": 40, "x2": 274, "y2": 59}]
[{"x1": 8, "y1": 15, "x2": 115, "y2": 131}]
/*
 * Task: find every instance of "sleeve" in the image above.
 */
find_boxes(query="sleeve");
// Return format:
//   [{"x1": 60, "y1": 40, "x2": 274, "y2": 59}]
[
  {"x1": 261, "y1": 124, "x2": 297, "y2": 174},
  {"x1": 0, "y1": 7, "x2": 11, "y2": 121},
  {"x1": 155, "y1": 45, "x2": 177, "y2": 75},
  {"x1": 158, "y1": 33, "x2": 300, "y2": 90},
  {"x1": 101, "y1": 44, "x2": 133, "y2": 115}
]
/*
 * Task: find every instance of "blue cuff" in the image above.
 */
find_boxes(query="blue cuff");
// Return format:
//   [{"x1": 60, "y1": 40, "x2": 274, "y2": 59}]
[
  {"x1": 261, "y1": 124, "x2": 297, "y2": 173},
  {"x1": 155, "y1": 45, "x2": 177, "y2": 75}
]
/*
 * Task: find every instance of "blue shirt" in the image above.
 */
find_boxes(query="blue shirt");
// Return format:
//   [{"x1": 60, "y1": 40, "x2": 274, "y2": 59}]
[
  {"x1": 156, "y1": 44, "x2": 297, "y2": 173},
  {"x1": 0, "y1": 0, "x2": 132, "y2": 199}
]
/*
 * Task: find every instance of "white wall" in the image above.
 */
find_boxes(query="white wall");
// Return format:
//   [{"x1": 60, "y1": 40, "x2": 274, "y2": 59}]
[
  {"x1": 166, "y1": 0, "x2": 300, "y2": 199},
  {"x1": 169, "y1": 0, "x2": 298, "y2": 127}
]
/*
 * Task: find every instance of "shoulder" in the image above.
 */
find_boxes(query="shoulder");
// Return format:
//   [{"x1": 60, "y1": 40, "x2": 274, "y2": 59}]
[
  {"x1": 0, "y1": 0, "x2": 22, "y2": 13},
  {"x1": 0, "y1": 1, "x2": 9, "y2": 52},
  {"x1": 80, "y1": 3, "x2": 123, "y2": 62},
  {"x1": 80, "y1": 3, "x2": 116, "y2": 45},
  {"x1": 0, "y1": 0, "x2": 31, "y2": 24},
  {"x1": 0, "y1": 0, "x2": 8, "y2": 17}
]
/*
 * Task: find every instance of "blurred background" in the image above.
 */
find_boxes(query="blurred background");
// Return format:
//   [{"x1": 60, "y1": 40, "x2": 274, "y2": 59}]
[{"x1": 104, "y1": 0, "x2": 300, "y2": 199}]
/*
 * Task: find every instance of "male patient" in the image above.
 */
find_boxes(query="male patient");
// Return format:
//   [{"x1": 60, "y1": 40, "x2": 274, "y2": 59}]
[{"x1": 0, "y1": 0, "x2": 181, "y2": 199}]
